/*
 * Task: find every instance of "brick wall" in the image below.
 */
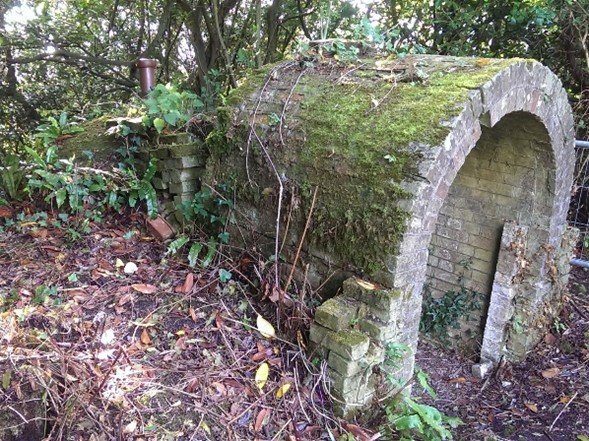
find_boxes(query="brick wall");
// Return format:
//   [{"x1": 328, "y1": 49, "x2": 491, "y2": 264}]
[{"x1": 425, "y1": 112, "x2": 555, "y2": 349}]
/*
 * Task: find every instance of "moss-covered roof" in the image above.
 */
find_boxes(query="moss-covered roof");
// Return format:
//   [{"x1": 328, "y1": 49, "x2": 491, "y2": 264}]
[{"x1": 209, "y1": 54, "x2": 521, "y2": 276}]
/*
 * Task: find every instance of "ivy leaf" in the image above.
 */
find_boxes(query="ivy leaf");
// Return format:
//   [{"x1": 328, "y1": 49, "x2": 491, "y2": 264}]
[
  {"x1": 153, "y1": 117, "x2": 166, "y2": 133},
  {"x1": 201, "y1": 239, "x2": 218, "y2": 268},
  {"x1": 416, "y1": 369, "x2": 437, "y2": 399},
  {"x1": 166, "y1": 236, "x2": 189, "y2": 255},
  {"x1": 218, "y1": 268, "x2": 232, "y2": 283}
]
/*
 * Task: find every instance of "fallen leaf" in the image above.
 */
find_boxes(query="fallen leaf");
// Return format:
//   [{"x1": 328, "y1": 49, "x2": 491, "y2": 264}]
[
  {"x1": 254, "y1": 408, "x2": 270, "y2": 432},
  {"x1": 215, "y1": 312, "x2": 225, "y2": 330},
  {"x1": 123, "y1": 420, "x2": 138, "y2": 434},
  {"x1": 124, "y1": 262, "x2": 138, "y2": 274},
  {"x1": 525, "y1": 402, "x2": 538, "y2": 413},
  {"x1": 560, "y1": 395, "x2": 571, "y2": 404},
  {"x1": 541, "y1": 367, "x2": 561, "y2": 379},
  {"x1": 131, "y1": 284, "x2": 157, "y2": 294},
  {"x1": 140, "y1": 329, "x2": 151, "y2": 345},
  {"x1": 181, "y1": 273, "x2": 194, "y2": 293},
  {"x1": 448, "y1": 377, "x2": 466, "y2": 384},
  {"x1": 211, "y1": 381, "x2": 227, "y2": 396},
  {"x1": 544, "y1": 333, "x2": 557, "y2": 345},
  {"x1": 342, "y1": 422, "x2": 377, "y2": 441},
  {"x1": 256, "y1": 315, "x2": 275, "y2": 339},
  {"x1": 255, "y1": 362, "x2": 269, "y2": 390},
  {"x1": 276, "y1": 383, "x2": 291, "y2": 399},
  {"x1": 100, "y1": 329, "x2": 115, "y2": 345},
  {"x1": 252, "y1": 349, "x2": 272, "y2": 362},
  {"x1": 189, "y1": 307, "x2": 197, "y2": 322},
  {"x1": 115, "y1": 258, "x2": 125, "y2": 268},
  {"x1": 199, "y1": 420, "x2": 211, "y2": 435}
]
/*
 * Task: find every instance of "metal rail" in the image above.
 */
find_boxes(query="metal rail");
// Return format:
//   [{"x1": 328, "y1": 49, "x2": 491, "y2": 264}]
[{"x1": 570, "y1": 139, "x2": 589, "y2": 267}]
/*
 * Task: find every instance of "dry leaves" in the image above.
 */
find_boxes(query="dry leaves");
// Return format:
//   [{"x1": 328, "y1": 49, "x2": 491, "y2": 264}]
[
  {"x1": 255, "y1": 362, "x2": 269, "y2": 390},
  {"x1": 131, "y1": 283, "x2": 157, "y2": 294},
  {"x1": 541, "y1": 367, "x2": 561, "y2": 378},
  {"x1": 256, "y1": 315, "x2": 275, "y2": 339}
]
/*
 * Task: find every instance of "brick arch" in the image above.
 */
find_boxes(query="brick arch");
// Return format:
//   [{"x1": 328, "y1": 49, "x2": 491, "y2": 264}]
[{"x1": 390, "y1": 61, "x2": 575, "y2": 376}]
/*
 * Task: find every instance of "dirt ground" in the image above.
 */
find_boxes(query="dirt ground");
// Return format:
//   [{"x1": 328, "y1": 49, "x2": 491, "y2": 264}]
[
  {"x1": 1, "y1": 208, "x2": 588, "y2": 440},
  {"x1": 415, "y1": 268, "x2": 589, "y2": 441}
]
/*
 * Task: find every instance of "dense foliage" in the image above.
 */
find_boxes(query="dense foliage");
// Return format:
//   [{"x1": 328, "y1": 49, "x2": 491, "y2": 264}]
[{"x1": 1, "y1": 0, "x2": 588, "y2": 157}]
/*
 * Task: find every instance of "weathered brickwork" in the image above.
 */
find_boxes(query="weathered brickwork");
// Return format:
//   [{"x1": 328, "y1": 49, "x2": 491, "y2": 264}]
[
  {"x1": 203, "y1": 55, "x2": 577, "y2": 417},
  {"x1": 138, "y1": 133, "x2": 208, "y2": 225},
  {"x1": 309, "y1": 278, "x2": 402, "y2": 417},
  {"x1": 425, "y1": 113, "x2": 557, "y2": 349}
]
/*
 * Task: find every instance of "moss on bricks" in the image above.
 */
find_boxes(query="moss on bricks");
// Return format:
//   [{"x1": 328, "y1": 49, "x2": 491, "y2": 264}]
[
  {"x1": 209, "y1": 55, "x2": 519, "y2": 278},
  {"x1": 328, "y1": 351, "x2": 363, "y2": 376},
  {"x1": 326, "y1": 330, "x2": 370, "y2": 360},
  {"x1": 315, "y1": 297, "x2": 357, "y2": 331}
]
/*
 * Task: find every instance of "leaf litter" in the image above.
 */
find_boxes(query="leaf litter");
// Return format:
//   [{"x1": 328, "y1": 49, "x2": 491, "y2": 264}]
[{"x1": 0, "y1": 209, "x2": 349, "y2": 440}]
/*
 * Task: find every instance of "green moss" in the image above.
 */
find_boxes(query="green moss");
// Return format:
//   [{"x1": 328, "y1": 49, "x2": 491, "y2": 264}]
[
  {"x1": 212, "y1": 56, "x2": 521, "y2": 277},
  {"x1": 224, "y1": 63, "x2": 280, "y2": 108},
  {"x1": 59, "y1": 116, "x2": 120, "y2": 162}
]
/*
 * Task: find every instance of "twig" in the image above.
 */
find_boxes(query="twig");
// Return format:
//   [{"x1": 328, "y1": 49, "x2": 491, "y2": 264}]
[
  {"x1": 270, "y1": 418, "x2": 293, "y2": 441},
  {"x1": 283, "y1": 186, "x2": 318, "y2": 292},
  {"x1": 279, "y1": 68, "x2": 306, "y2": 146},
  {"x1": 549, "y1": 391, "x2": 578, "y2": 431},
  {"x1": 7, "y1": 405, "x2": 29, "y2": 424},
  {"x1": 89, "y1": 347, "x2": 123, "y2": 401}
]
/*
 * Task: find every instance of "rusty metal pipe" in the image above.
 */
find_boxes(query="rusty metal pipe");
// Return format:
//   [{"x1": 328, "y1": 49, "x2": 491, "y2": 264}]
[{"x1": 137, "y1": 58, "x2": 158, "y2": 97}]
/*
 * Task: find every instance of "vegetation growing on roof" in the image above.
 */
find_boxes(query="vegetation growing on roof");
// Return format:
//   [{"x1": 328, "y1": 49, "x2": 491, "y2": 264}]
[{"x1": 207, "y1": 56, "x2": 519, "y2": 276}]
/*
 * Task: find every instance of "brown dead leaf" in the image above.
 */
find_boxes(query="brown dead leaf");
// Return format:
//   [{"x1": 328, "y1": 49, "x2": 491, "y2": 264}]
[
  {"x1": 448, "y1": 377, "x2": 466, "y2": 384},
  {"x1": 252, "y1": 349, "x2": 272, "y2": 362},
  {"x1": 342, "y1": 422, "x2": 378, "y2": 441},
  {"x1": 211, "y1": 382, "x2": 227, "y2": 396},
  {"x1": 254, "y1": 408, "x2": 270, "y2": 432},
  {"x1": 544, "y1": 333, "x2": 557, "y2": 345},
  {"x1": 131, "y1": 284, "x2": 157, "y2": 294},
  {"x1": 215, "y1": 312, "x2": 225, "y2": 330},
  {"x1": 0, "y1": 206, "x2": 13, "y2": 218},
  {"x1": 140, "y1": 329, "x2": 151, "y2": 345},
  {"x1": 181, "y1": 273, "x2": 194, "y2": 293},
  {"x1": 541, "y1": 367, "x2": 561, "y2": 379},
  {"x1": 560, "y1": 395, "x2": 571, "y2": 404},
  {"x1": 525, "y1": 402, "x2": 538, "y2": 413},
  {"x1": 188, "y1": 307, "x2": 197, "y2": 322}
]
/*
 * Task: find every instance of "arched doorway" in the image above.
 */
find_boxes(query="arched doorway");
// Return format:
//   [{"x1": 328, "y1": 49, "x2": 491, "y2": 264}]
[{"x1": 423, "y1": 112, "x2": 555, "y2": 356}]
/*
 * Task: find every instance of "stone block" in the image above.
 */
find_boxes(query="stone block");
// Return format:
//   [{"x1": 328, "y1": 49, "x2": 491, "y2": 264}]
[
  {"x1": 325, "y1": 330, "x2": 370, "y2": 361},
  {"x1": 315, "y1": 297, "x2": 357, "y2": 332},
  {"x1": 145, "y1": 215, "x2": 175, "y2": 241},
  {"x1": 169, "y1": 143, "x2": 206, "y2": 158},
  {"x1": 328, "y1": 351, "x2": 363, "y2": 376},
  {"x1": 173, "y1": 193, "x2": 196, "y2": 205},
  {"x1": 152, "y1": 177, "x2": 168, "y2": 190},
  {"x1": 169, "y1": 179, "x2": 200, "y2": 195},
  {"x1": 151, "y1": 147, "x2": 170, "y2": 159},
  {"x1": 162, "y1": 167, "x2": 205, "y2": 183},
  {"x1": 309, "y1": 323, "x2": 334, "y2": 346},
  {"x1": 359, "y1": 317, "x2": 396, "y2": 343},
  {"x1": 158, "y1": 133, "x2": 193, "y2": 145},
  {"x1": 162, "y1": 155, "x2": 206, "y2": 170}
]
